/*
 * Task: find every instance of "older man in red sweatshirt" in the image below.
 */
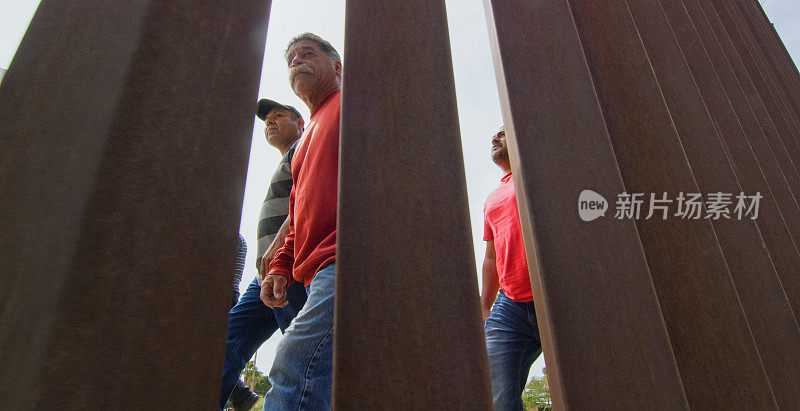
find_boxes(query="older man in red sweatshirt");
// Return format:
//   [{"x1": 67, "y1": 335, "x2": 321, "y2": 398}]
[{"x1": 259, "y1": 32, "x2": 341, "y2": 410}]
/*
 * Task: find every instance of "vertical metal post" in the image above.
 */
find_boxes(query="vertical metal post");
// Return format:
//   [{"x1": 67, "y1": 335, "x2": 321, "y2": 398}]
[
  {"x1": 749, "y1": 1, "x2": 800, "y2": 98},
  {"x1": 702, "y1": 0, "x2": 800, "y2": 182},
  {"x1": 565, "y1": 0, "x2": 774, "y2": 406},
  {"x1": 682, "y1": 0, "x2": 800, "y2": 319},
  {"x1": 334, "y1": 1, "x2": 493, "y2": 408},
  {"x1": 665, "y1": 0, "x2": 800, "y2": 325},
  {"x1": 732, "y1": 1, "x2": 800, "y2": 126},
  {"x1": 0, "y1": 1, "x2": 269, "y2": 408},
  {"x1": 749, "y1": 1, "x2": 800, "y2": 91},
  {"x1": 484, "y1": 0, "x2": 687, "y2": 408},
  {"x1": 720, "y1": 0, "x2": 800, "y2": 152},
  {"x1": 626, "y1": 0, "x2": 800, "y2": 406}
]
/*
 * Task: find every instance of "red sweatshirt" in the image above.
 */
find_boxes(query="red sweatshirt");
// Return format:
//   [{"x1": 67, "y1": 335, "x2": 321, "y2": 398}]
[{"x1": 269, "y1": 90, "x2": 340, "y2": 286}]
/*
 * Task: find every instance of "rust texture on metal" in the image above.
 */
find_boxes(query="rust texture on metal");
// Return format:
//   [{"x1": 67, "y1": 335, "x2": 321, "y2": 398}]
[
  {"x1": 628, "y1": 0, "x2": 800, "y2": 406},
  {"x1": 691, "y1": 0, "x2": 800, "y2": 211},
  {"x1": 665, "y1": 0, "x2": 800, "y2": 326},
  {"x1": 720, "y1": 0, "x2": 800, "y2": 157},
  {"x1": 3, "y1": 0, "x2": 800, "y2": 408},
  {"x1": 733, "y1": 1, "x2": 800, "y2": 130},
  {"x1": 0, "y1": 0, "x2": 269, "y2": 408},
  {"x1": 672, "y1": 0, "x2": 800, "y2": 317},
  {"x1": 703, "y1": 0, "x2": 800, "y2": 195},
  {"x1": 750, "y1": 1, "x2": 800, "y2": 98},
  {"x1": 683, "y1": 0, "x2": 800, "y2": 320},
  {"x1": 568, "y1": 0, "x2": 775, "y2": 407},
  {"x1": 739, "y1": 1, "x2": 800, "y2": 122},
  {"x1": 484, "y1": 0, "x2": 687, "y2": 408},
  {"x1": 748, "y1": 1, "x2": 800, "y2": 93},
  {"x1": 334, "y1": 1, "x2": 493, "y2": 408}
]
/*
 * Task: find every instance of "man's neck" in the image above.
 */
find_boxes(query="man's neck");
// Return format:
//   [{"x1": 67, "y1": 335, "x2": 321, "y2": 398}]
[
  {"x1": 301, "y1": 83, "x2": 340, "y2": 113},
  {"x1": 278, "y1": 137, "x2": 300, "y2": 155}
]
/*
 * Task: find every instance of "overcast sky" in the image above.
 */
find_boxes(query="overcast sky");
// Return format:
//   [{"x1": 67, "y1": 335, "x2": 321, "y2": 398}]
[{"x1": 2, "y1": 0, "x2": 798, "y2": 382}]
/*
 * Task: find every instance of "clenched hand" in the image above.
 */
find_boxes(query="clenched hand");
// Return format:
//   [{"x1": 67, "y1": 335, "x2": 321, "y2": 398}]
[{"x1": 260, "y1": 274, "x2": 289, "y2": 308}]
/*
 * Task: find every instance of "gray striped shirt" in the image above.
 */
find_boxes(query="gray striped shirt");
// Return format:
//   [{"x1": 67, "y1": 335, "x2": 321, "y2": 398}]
[
  {"x1": 255, "y1": 139, "x2": 299, "y2": 270},
  {"x1": 233, "y1": 234, "x2": 247, "y2": 292}
]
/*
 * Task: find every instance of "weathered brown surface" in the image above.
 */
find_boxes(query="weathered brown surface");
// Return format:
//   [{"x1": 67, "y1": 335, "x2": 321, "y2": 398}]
[
  {"x1": 720, "y1": 0, "x2": 800, "y2": 156},
  {"x1": 740, "y1": 2, "x2": 800, "y2": 114},
  {"x1": 484, "y1": 0, "x2": 687, "y2": 408},
  {"x1": 333, "y1": 1, "x2": 493, "y2": 408},
  {"x1": 629, "y1": 0, "x2": 800, "y2": 406},
  {"x1": 734, "y1": 0, "x2": 800, "y2": 147},
  {"x1": 692, "y1": 0, "x2": 800, "y2": 216},
  {"x1": 681, "y1": 0, "x2": 800, "y2": 320},
  {"x1": 683, "y1": 0, "x2": 800, "y2": 212},
  {"x1": 749, "y1": 1, "x2": 800, "y2": 98},
  {"x1": 731, "y1": 0, "x2": 800, "y2": 202},
  {"x1": 727, "y1": 0, "x2": 800, "y2": 146},
  {"x1": 0, "y1": 1, "x2": 268, "y2": 408},
  {"x1": 568, "y1": 0, "x2": 775, "y2": 407},
  {"x1": 703, "y1": 0, "x2": 800, "y2": 195}
]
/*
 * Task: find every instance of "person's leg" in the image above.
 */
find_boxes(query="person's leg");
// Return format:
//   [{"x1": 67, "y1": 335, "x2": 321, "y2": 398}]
[
  {"x1": 220, "y1": 277, "x2": 280, "y2": 410},
  {"x1": 273, "y1": 281, "x2": 308, "y2": 332},
  {"x1": 517, "y1": 301, "x2": 543, "y2": 400},
  {"x1": 263, "y1": 263, "x2": 335, "y2": 411},
  {"x1": 484, "y1": 291, "x2": 540, "y2": 411}
]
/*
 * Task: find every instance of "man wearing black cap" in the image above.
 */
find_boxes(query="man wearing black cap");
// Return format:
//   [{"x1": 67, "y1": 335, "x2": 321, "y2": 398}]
[{"x1": 218, "y1": 99, "x2": 308, "y2": 411}]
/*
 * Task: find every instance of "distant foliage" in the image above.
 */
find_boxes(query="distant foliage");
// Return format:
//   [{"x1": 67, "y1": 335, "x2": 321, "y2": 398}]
[
  {"x1": 242, "y1": 360, "x2": 262, "y2": 381},
  {"x1": 254, "y1": 375, "x2": 272, "y2": 396},
  {"x1": 240, "y1": 360, "x2": 272, "y2": 395},
  {"x1": 522, "y1": 368, "x2": 552, "y2": 410}
]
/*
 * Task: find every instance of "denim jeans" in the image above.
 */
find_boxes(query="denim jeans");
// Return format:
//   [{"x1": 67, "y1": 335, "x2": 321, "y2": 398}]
[
  {"x1": 219, "y1": 276, "x2": 308, "y2": 410},
  {"x1": 485, "y1": 290, "x2": 542, "y2": 411},
  {"x1": 263, "y1": 263, "x2": 335, "y2": 411}
]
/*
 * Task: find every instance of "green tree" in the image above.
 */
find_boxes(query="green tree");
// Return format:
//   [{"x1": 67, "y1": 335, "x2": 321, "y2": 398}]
[
  {"x1": 522, "y1": 368, "x2": 552, "y2": 410},
  {"x1": 242, "y1": 360, "x2": 263, "y2": 383},
  {"x1": 253, "y1": 375, "x2": 272, "y2": 396}
]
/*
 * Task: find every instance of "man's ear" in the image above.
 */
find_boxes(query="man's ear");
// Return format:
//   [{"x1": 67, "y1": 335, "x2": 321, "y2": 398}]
[
  {"x1": 296, "y1": 117, "x2": 305, "y2": 133},
  {"x1": 334, "y1": 60, "x2": 342, "y2": 77}
]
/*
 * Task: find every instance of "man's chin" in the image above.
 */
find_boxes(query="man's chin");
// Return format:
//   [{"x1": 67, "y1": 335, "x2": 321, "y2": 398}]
[
  {"x1": 292, "y1": 81, "x2": 314, "y2": 98},
  {"x1": 491, "y1": 153, "x2": 508, "y2": 165},
  {"x1": 292, "y1": 89, "x2": 307, "y2": 100}
]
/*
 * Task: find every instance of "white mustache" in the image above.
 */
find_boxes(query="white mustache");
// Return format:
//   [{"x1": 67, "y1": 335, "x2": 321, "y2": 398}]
[{"x1": 289, "y1": 64, "x2": 313, "y2": 82}]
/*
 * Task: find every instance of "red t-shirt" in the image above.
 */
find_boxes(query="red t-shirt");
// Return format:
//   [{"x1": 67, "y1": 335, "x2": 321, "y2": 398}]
[
  {"x1": 483, "y1": 172, "x2": 533, "y2": 302},
  {"x1": 270, "y1": 91, "x2": 340, "y2": 286}
]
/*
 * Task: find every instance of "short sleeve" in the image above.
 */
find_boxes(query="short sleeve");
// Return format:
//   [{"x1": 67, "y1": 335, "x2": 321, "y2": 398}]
[{"x1": 483, "y1": 206, "x2": 494, "y2": 241}]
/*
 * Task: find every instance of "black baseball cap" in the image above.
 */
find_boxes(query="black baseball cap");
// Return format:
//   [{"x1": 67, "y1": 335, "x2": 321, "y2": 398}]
[{"x1": 257, "y1": 99, "x2": 303, "y2": 121}]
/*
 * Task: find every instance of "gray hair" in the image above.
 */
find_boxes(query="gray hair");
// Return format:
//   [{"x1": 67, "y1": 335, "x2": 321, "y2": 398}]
[{"x1": 285, "y1": 33, "x2": 341, "y2": 65}]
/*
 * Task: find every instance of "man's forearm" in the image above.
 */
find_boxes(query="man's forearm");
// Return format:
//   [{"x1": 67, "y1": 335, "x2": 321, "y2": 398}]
[
  {"x1": 480, "y1": 285, "x2": 500, "y2": 312},
  {"x1": 481, "y1": 259, "x2": 501, "y2": 315},
  {"x1": 259, "y1": 218, "x2": 291, "y2": 281},
  {"x1": 269, "y1": 227, "x2": 296, "y2": 283},
  {"x1": 275, "y1": 217, "x2": 290, "y2": 244}
]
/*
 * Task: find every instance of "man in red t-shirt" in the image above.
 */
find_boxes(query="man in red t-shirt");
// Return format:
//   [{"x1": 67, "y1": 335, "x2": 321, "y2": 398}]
[
  {"x1": 258, "y1": 32, "x2": 341, "y2": 410},
  {"x1": 480, "y1": 126, "x2": 542, "y2": 411}
]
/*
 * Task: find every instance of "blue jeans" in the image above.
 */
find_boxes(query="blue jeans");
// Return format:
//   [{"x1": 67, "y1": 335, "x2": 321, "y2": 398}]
[
  {"x1": 485, "y1": 290, "x2": 542, "y2": 411},
  {"x1": 263, "y1": 263, "x2": 335, "y2": 411},
  {"x1": 219, "y1": 277, "x2": 307, "y2": 409}
]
